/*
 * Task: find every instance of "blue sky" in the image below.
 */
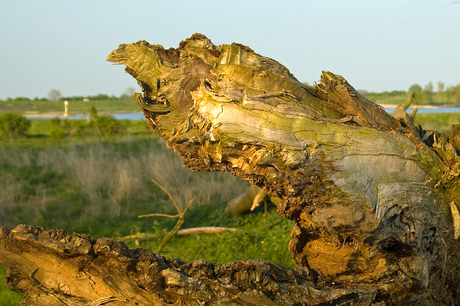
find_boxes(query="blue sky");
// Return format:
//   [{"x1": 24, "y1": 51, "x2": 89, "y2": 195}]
[{"x1": 1, "y1": 0, "x2": 459, "y2": 100}]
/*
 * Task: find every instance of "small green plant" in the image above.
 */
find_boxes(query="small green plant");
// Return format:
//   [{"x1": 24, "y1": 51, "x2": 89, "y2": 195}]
[{"x1": 0, "y1": 112, "x2": 31, "y2": 137}]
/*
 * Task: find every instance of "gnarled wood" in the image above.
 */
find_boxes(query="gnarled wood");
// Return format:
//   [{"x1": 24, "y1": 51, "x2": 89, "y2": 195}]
[
  {"x1": 1, "y1": 34, "x2": 460, "y2": 305},
  {"x1": 106, "y1": 33, "x2": 460, "y2": 304},
  {"x1": 0, "y1": 225, "x2": 377, "y2": 305}
]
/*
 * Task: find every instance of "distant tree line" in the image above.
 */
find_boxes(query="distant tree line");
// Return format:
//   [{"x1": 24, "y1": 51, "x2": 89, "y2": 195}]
[
  {"x1": 360, "y1": 82, "x2": 460, "y2": 106},
  {"x1": 3, "y1": 84, "x2": 460, "y2": 105},
  {"x1": 0, "y1": 88, "x2": 136, "y2": 103},
  {"x1": 0, "y1": 107, "x2": 131, "y2": 138},
  {"x1": 408, "y1": 82, "x2": 460, "y2": 105}
]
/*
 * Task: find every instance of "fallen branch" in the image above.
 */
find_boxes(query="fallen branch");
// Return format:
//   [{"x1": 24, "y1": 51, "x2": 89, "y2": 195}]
[
  {"x1": 175, "y1": 227, "x2": 238, "y2": 236},
  {"x1": 0, "y1": 225, "x2": 381, "y2": 306}
]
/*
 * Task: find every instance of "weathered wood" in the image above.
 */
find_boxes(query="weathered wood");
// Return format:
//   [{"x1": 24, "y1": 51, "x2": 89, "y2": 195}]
[
  {"x1": 393, "y1": 90, "x2": 416, "y2": 119},
  {"x1": 0, "y1": 225, "x2": 377, "y2": 305},
  {"x1": 225, "y1": 184, "x2": 261, "y2": 216},
  {"x1": 1, "y1": 33, "x2": 460, "y2": 305},
  {"x1": 225, "y1": 185, "x2": 280, "y2": 216}
]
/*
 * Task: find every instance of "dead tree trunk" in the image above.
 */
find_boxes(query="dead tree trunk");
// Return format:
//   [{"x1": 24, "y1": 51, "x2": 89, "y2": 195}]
[{"x1": 1, "y1": 33, "x2": 460, "y2": 305}]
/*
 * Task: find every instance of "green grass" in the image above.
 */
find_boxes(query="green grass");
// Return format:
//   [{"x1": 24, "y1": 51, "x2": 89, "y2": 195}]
[
  {"x1": 414, "y1": 112, "x2": 460, "y2": 135},
  {"x1": 0, "y1": 118, "x2": 151, "y2": 149},
  {"x1": 0, "y1": 99, "x2": 139, "y2": 114},
  {"x1": 363, "y1": 91, "x2": 460, "y2": 106},
  {"x1": 121, "y1": 202, "x2": 295, "y2": 266},
  {"x1": 363, "y1": 92, "x2": 409, "y2": 105},
  {"x1": 0, "y1": 265, "x2": 21, "y2": 306}
]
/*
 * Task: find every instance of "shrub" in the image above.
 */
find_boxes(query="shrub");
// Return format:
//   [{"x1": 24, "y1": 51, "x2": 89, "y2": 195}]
[
  {"x1": 88, "y1": 106, "x2": 128, "y2": 136},
  {"x1": 50, "y1": 117, "x2": 69, "y2": 139},
  {"x1": 49, "y1": 108, "x2": 129, "y2": 138},
  {"x1": 0, "y1": 112, "x2": 31, "y2": 137}
]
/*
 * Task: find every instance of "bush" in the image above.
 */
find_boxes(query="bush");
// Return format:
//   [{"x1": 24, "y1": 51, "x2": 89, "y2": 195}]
[
  {"x1": 50, "y1": 117, "x2": 70, "y2": 138},
  {"x1": 0, "y1": 112, "x2": 31, "y2": 137},
  {"x1": 49, "y1": 107, "x2": 129, "y2": 138},
  {"x1": 88, "y1": 106, "x2": 128, "y2": 136}
]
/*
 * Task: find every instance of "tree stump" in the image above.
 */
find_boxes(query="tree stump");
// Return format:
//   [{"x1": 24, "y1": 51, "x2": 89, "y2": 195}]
[{"x1": 1, "y1": 33, "x2": 460, "y2": 305}]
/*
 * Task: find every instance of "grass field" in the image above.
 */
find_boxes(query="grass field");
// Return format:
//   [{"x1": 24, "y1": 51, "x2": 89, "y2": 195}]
[
  {"x1": 364, "y1": 91, "x2": 409, "y2": 105},
  {"x1": 1, "y1": 112, "x2": 460, "y2": 304},
  {"x1": 414, "y1": 112, "x2": 460, "y2": 135},
  {"x1": 0, "y1": 118, "x2": 295, "y2": 304},
  {"x1": 0, "y1": 99, "x2": 139, "y2": 115}
]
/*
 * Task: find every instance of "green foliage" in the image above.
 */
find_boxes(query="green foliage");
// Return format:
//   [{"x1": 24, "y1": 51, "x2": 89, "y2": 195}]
[
  {"x1": 409, "y1": 84, "x2": 422, "y2": 93},
  {"x1": 88, "y1": 106, "x2": 129, "y2": 136},
  {"x1": 48, "y1": 107, "x2": 129, "y2": 138},
  {"x1": 49, "y1": 117, "x2": 69, "y2": 138},
  {"x1": 13, "y1": 97, "x2": 31, "y2": 102},
  {"x1": 362, "y1": 82, "x2": 460, "y2": 106},
  {"x1": 0, "y1": 98, "x2": 139, "y2": 115},
  {"x1": 424, "y1": 82, "x2": 434, "y2": 93},
  {"x1": 407, "y1": 82, "x2": 438, "y2": 105},
  {"x1": 0, "y1": 112, "x2": 31, "y2": 137},
  {"x1": 59, "y1": 93, "x2": 117, "y2": 102},
  {"x1": 455, "y1": 85, "x2": 460, "y2": 104}
]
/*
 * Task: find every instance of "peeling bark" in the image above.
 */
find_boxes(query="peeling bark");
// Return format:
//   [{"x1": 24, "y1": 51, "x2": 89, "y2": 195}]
[{"x1": 1, "y1": 34, "x2": 460, "y2": 305}]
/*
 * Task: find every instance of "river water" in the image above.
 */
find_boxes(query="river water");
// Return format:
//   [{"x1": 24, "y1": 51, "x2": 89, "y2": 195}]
[
  {"x1": 25, "y1": 107, "x2": 460, "y2": 121},
  {"x1": 384, "y1": 107, "x2": 460, "y2": 114}
]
